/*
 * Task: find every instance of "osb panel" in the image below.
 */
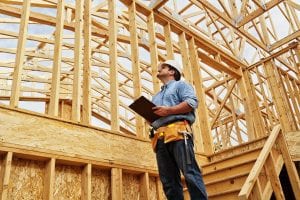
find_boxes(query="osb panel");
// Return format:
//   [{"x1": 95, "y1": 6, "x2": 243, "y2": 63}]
[
  {"x1": 149, "y1": 177, "x2": 157, "y2": 200},
  {"x1": 157, "y1": 179, "x2": 167, "y2": 200},
  {"x1": 123, "y1": 173, "x2": 140, "y2": 200},
  {"x1": 0, "y1": 107, "x2": 157, "y2": 169},
  {"x1": 7, "y1": 157, "x2": 44, "y2": 200},
  {"x1": 286, "y1": 131, "x2": 300, "y2": 161},
  {"x1": 54, "y1": 164, "x2": 81, "y2": 200},
  {"x1": 149, "y1": 177, "x2": 167, "y2": 200},
  {"x1": 91, "y1": 169, "x2": 111, "y2": 200}
]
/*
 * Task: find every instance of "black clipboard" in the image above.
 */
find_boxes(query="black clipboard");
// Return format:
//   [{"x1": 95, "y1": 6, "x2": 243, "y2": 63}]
[{"x1": 129, "y1": 96, "x2": 161, "y2": 123}]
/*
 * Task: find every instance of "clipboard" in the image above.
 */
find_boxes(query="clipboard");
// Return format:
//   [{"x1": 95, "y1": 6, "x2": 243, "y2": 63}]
[{"x1": 129, "y1": 96, "x2": 161, "y2": 123}]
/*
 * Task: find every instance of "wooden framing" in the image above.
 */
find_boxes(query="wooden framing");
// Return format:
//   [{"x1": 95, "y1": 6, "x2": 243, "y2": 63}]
[
  {"x1": 239, "y1": 125, "x2": 300, "y2": 200},
  {"x1": 82, "y1": 0, "x2": 92, "y2": 124},
  {"x1": 108, "y1": 0, "x2": 120, "y2": 131},
  {"x1": 48, "y1": 0, "x2": 65, "y2": 116},
  {"x1": 43, "y1": 158, "x2": 55, "y2": 200},
  {"x1": 0, "y1": 152, "x2": 12, "y2": 200},
  {"x1": 9, "y1": 0, "x2": 30, "y2": 108},
  {"x1": 0, "y1": 0, "x2": 300, "y2": 198},
  {"x1": 81, "y1": 163, "x2": 91, "y2": 200},
  {"x1": 188, "y1": 37, "x2": 213, "y2": 154},
  {"x1": 129, "y1": 0, "x2": 145, "y2": 138},
  {"x1": 72, "y1": 0, "x2": 84, "y2": 122},
  {"x1": 147, "y1": 12, "x2": 160, "y2": 93},
  {"x1": 264, "y1": 60, "x2": 298, "y2": 132}
]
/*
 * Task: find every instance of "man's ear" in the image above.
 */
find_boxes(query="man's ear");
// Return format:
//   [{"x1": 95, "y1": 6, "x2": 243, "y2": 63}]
[{"x1": 169, "y1": 69, "x2": 175, "y2": 76}]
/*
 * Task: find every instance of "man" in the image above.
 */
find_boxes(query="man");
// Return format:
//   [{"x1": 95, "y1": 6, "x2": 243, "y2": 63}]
[{"x1": 151, "y1": 59, "x2": 208, "y2": 200}]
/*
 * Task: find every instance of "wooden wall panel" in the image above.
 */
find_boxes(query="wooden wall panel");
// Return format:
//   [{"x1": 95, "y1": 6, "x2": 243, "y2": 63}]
[
  {"x1": 0, "y1": 106, "x2": 157, "y2": 170},
  {"x1": 54, "y1": 164, "x2": 82, "y2": 199},
  {"x1": 7, "y1": 158, "x2": 44, "y2": 200},
  {"x1": 91, "y1": 169, "x2": 111, "y2": 200},
  {"x1": 0, "y1": 152, "x2": 12, "y2": 200},
  {"x1": 286, "y1": 131, "x2": 300, "y2": 161},
  {"x1": 123, "y1": 173, "x2": 140, "y2": 200},
  {"x1": 149, "y1": 176, "x2": 158, "y2": 200}
]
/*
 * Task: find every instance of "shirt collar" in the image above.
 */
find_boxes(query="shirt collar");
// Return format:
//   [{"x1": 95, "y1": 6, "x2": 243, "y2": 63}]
[{"x1": 161, "y1": 80, "x2": 176, "y2": 90}]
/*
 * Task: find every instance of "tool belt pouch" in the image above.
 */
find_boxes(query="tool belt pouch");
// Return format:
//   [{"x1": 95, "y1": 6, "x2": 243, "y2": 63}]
[
  {"x1": 152, "y1": 123, "x2": 189, "y2": 152},
  {"x1": 163, "y1": 125, "x2": 184, "y2": 143}
]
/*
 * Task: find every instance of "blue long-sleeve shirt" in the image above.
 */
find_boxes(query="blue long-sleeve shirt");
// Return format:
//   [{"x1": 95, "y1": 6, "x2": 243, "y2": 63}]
[{"x1": 151, "y1": 80, "x2": 198, "y2": 129}]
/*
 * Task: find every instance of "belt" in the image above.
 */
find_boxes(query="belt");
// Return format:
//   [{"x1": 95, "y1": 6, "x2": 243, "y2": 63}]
[{"x1": 156, "y1": 120, "x2": 191, "y2": 140}]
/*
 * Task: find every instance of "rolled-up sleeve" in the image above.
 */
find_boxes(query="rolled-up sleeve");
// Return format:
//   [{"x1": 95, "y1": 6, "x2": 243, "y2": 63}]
[{"x1": 178, "y1": 82, "x2": 198, "y2": 109}]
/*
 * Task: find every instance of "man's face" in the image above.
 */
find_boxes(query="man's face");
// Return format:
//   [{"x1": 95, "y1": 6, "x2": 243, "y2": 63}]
[{"x1": 157, "y1": 64, "x2": 172, "y2": 80}]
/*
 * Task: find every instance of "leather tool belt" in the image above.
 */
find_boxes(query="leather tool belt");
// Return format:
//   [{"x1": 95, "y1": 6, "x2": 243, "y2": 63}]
[{"x1": 151, "y1": 120, "x2": 192, "y2": 152}]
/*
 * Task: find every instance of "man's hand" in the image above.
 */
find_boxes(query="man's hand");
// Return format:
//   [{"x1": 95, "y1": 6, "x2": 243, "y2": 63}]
[
  {"x1": 153, "y1": 106, "x2": 172, "y2": 116},
  {"x1": 153, "y1": 102, "x2": 193, "y2": 117}
]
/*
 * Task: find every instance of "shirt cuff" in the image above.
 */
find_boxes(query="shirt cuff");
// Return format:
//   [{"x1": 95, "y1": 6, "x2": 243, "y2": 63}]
[{"x1": 185, "y1": 99, "x2": 198, "y2": 109}]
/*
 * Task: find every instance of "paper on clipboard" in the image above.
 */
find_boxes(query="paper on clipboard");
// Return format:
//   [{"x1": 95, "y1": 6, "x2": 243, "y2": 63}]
[{"x1": 128, "y1": 96, "x2": 161, "y2": 123}]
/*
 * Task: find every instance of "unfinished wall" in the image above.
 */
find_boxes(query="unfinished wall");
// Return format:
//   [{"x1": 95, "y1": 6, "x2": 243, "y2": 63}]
[
  {"x1": 0, "y1": 106, "x2": 207, "y2": 199},
  {"x1": 8, "y1": 158, "x2": 44, "y2": 200},
  {"x1": 0, "y1": 153, "x2": 167, "y2": 199}
]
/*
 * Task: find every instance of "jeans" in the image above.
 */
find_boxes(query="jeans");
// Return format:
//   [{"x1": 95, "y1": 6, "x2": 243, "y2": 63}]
[{"x1": 156, "y1": 139, "x2": 208, "y2": 200}]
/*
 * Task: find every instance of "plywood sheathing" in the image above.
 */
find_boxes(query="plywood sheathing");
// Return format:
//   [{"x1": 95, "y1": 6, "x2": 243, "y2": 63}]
[
  {"x1": 91, "y1": 169, "x2": 111, "y2": 200},
  {"x1": 54, "y1": 164, "x2": 82, "y2": 200},
  {"x1": 0, "y1": 105, "x2": 208, "y2": 169},
  {"x1": 7, "y1": 157, "x2": 44, "y2": 200},
  {"x1": 286, "y1": 131, "x2": 300, "y2": 161}
]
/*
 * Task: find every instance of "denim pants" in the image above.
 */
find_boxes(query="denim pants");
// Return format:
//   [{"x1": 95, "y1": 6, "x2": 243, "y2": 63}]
[{"x1": 156, "y1": 139, "x2": 208, "y2": 200}]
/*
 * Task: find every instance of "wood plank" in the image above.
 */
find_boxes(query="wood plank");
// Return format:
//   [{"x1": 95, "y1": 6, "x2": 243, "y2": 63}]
[
  {"x1": 129, "y1": 0, "x2": 144, "y2": 138},
  {"x1": 108, "y1": 0, "x2": 120, "y2": 131},
  {"x1": 203, "y1": 149, "x2": 261, "y2": 174},
  {"x1": 111, "y1": 168, "x2": 122, "y2": 200},
  {"x1": 206, "y1": 174, "x2": 247, "y2": 196},
  {"x1": 286, "y1": 131, "x2": 300, "y2": 161},
  {"x1": 188, "y1": 37, "x2": 213, "y2": 154},
  {"x1": 265, "y1": 152, "x2": 285, "y2": 200},
  {"x1": 210, "y1": 80, "x2": 237, "y2": 128},
  {"x1": 163, "y1": 22, "x2": 174, "y2": 60},
  {"x1": 238, "y1": 0, "x2": 284, "y2": 27},
  {"x1": 179, "y1": 32, "x2": 193, "y2": 84},
  {"x1": 0, "y1": 152, "x2": 12, "y2": 200},
  {"x1": 278, "y1": 132, "x2": 300, "y2": 199},
  {"x1": 264, "y1": 61, "x2": 297, "y2": 132},
  {"x1": 48, "y1": 0, "x2": 65, "y2": 116},
  {"x1": 72, "y1": 0, "x2": 84, "y2": 122},
  {"x1": 81, "y1": 163, "x2": 91, "y2": 200},
  {"x1": 251, "y1": 180, "x2": 263, "y2": 200},
  {"x1": 238, "y1": 125, "x2": 281, "y2": 199},
  {"x1": 149, "y1": 0, "x2": 168, "y2": 10},
  {"x1": 9, "y1": 0, "x2": 31, "y2": 108},
  {"x1": 43, "y1": 158, "x2": 55, "y2": 200},
  {"x1": 0, "y1": 105, "x2": 159, "y2": 172},
  {"x1": 155, "y1": 177, "x2": 163, "y2": 200},
  {"x1": 140, "y1": 172, "x2": 150, "y2": 200},
  {"x1": 284, "y1": 74, "x2": 300, "y2": 125},
  {"x1": 147, "y1": 11, "x2": 160, "y2": 93},
  {"x1": 82, "y1": 0, "x2": 92, "y2": 124}
]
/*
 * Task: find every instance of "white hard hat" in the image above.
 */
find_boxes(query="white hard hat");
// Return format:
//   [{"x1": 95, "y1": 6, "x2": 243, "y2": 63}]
[{"x1": 161, "y1": 59, "x2": 182, "y2": 74}]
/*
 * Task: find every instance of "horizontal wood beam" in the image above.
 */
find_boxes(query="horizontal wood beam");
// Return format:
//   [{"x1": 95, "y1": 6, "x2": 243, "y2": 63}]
[
  {"x1": 270, "y1": 30, "x2": 300, "y2": 51},
  {"x1": 248, "y1": 41, "x2": 299, "y2": 70},
  {"x1": 149, "y1": 0, "x2": 168, "y2": 10},
  {"x1": 237, "y1": 0, "x2": 284, "y2": 27},
  {"x1": 0, "y1": 105, "x2": 209, "y2": 171}
]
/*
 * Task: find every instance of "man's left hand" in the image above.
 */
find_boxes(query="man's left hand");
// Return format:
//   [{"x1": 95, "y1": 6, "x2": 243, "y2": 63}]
[{"x1": 152, "y1": 106, "x2": 172, "y2": 116}]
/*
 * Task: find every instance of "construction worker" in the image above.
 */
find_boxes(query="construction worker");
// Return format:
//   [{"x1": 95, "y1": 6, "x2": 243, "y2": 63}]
[{"x1": 150, "y1": 60, "x2": 208, "y2": 200}]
